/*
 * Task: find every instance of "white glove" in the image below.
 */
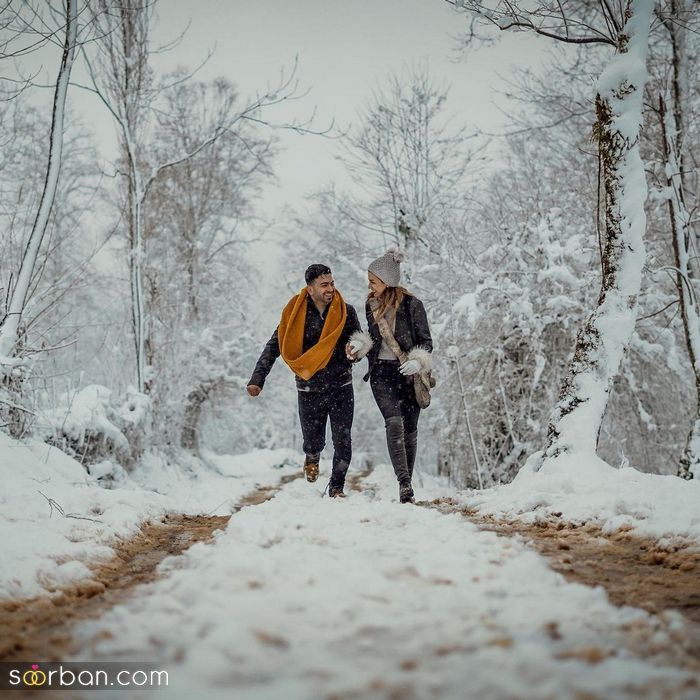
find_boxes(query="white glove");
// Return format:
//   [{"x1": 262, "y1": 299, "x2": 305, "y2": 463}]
[
  {"x1": 349, "y1": 339, "x2": 363, "y2": 353},
  {"x1": 399, "y1": 359, "x2": 421, "y2": 376}
]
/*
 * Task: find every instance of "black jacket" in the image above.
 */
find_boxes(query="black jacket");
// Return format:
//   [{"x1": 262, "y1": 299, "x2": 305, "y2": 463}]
[
  {"x1": 363, "y1": 294, "x2": 433, "y2": 381},
  {"x1": 249, "y1": 296, "x2": 362, "y2": 392}
]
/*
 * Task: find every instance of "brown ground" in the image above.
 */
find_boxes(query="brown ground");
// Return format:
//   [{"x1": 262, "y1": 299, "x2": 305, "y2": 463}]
[
  {"x1": 427, "y1": 497, "x2": 700, "y2": 662},
  {"x1": 2, "y1": 468, "x2": 700, "y2": 682},
  {"x1": 0, "y1": 472, "x2": 300, "y2": 663}
]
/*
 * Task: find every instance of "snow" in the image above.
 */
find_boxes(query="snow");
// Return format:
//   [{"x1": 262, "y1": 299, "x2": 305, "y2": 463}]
[
  {"x1": 596, "y1": 0, "x2": 653, "y2": 143},
  {"x1": 0, "y1": 424, "x2": 700, "y2": 699},
  {"x1": 3, "y1": 430, "x2": 700, "y2": 698},
  {"x1": 452, "y1": 291, "x2": 480, "y2": 326},
  {"x1": 542, "y1": 0, "x2": 653, "y2": 464},
  {"x1": 537, "y1": 265, "x2": 580, "y2": 289},
  {"x1": 65, "y1": 466, "x2": 698, "y2": 699},
  {"x1": 0, "y1": 431, "x2": 299, "y2": 600},
  {"x1": 36, "y1": 384, "x2": 131, "y2": 453},
  {"x1": 462, "y1": 451, "x2": 700, "y2": 543}
]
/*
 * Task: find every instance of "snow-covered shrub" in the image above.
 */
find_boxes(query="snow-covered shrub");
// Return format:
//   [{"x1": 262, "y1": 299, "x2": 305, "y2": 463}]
[
  {"x1": 36, "y1": 384, "x2": 150, "y2": 469},
  {"x1": 437, "y1": 205, "x2": 598, "y2": 487}
]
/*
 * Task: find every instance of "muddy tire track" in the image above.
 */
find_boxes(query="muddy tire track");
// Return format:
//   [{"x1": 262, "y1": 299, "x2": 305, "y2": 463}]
[
  {"x1": 0, "y1": 472, "x2": 301, "y2": 663},
  {"x1": 346, "y1": 461, "x2": 376, "y2": 493},
  {"x1": 424, "y1": 497, "x2": 700, "y2": 669}
]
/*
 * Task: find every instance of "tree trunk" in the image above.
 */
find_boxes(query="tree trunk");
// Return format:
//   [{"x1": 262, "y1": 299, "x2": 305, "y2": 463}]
[
  {"x1": 666, "y1": 0, "x2": 695, "y2": 274},
  {"x1": 181, "y1": 380, "x2": 220, "y2": 452},
  {"x1": 659, "y1": 96, "x2": 700, "y2": 479},
  {"x1": 539, "y1": 0, "x2": 654, "y2": 465},
  {"x1": 119, "y1": 3, "x2": 149, "y2": 395},
  {"x1": 0, "y1": 0, "x2": 78, "y2": 363}
]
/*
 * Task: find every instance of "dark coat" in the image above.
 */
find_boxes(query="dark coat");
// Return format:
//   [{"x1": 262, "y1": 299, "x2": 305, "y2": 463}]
[
  {"x1": 249, "y1": 296, "x2": 361, "y2": 392},
  {"x1": 363, "y1": 294, "x2": 433, "y2": 382}
]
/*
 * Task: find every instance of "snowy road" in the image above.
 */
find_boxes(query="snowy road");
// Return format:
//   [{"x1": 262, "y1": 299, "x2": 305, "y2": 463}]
[{"x1": 64, "y1": 466, "x2": 699, "y2": 700}]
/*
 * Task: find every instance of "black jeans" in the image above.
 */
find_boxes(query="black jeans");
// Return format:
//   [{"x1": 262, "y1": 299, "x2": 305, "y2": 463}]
[
  {"x1": 370, "y1": 360, "x2": 420, "y2": 485},
  {"x1": 297, "y1": 382, "x2": 354, "y2": 489}
]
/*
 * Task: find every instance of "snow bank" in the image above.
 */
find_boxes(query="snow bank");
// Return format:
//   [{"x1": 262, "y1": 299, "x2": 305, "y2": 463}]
[
  {"x1": 463, "y1": 452, "x2": 700, "y2": 544},
  {"x1": 73, "y1": 466, "x2": 696, "y2": 699},
  {"x1": 37, "y1": 384, "x2": 130, "y2": 451},
  {"x1": 0, "y1": 431, "x2": 301, "y2": 600}
]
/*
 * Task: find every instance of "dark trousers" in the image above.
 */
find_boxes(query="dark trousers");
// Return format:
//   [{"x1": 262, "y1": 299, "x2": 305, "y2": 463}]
[
  {"x1": 298, "y1": 382, "x2": 354, "y2": 488},
  {"x1": 370, "y1": 360, "x2": 420, "y2": 485}
]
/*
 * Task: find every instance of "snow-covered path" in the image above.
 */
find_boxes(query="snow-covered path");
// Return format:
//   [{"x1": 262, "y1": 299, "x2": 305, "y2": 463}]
[{"x1": 68, "y1": 467, "x2": 699, "y2": 700}]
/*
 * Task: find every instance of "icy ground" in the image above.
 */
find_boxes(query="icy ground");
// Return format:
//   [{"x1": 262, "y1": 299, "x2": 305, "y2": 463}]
[
  {"x1": 2, "y1": 432, "x2": 700, "y2": 699},
  {"x1": 0, "y1": 431, "x2": 298, "y2": 599},
  {"x1": 73, "y1": 472, "x2": 698, "y2": 699}
]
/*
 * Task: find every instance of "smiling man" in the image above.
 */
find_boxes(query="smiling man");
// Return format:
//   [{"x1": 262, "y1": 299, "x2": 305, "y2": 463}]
[{"x1": 247, "y1": 264, "x2": 372, "y2": 497}]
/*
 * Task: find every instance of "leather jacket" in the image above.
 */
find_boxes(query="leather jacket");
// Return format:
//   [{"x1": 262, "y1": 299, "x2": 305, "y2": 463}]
[
  {"x1": 249, "y1": 297, "x2": 361, "y2": 392},
  {"x1": 363, "y1": 294, "x2": 432, "y2": 381}
]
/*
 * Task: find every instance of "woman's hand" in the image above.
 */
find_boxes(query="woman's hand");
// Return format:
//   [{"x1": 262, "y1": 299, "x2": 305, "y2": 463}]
[{"x1": 399, "y1": 359, "x2": 421, "y2": 376}]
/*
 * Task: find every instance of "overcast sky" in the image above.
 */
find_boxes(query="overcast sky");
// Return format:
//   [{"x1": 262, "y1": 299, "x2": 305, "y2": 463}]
[
  {"x1": 62, "y1": 0, "x2": 551, "y2": 215},
  {"x1": 17, "y1": 1, "x2": 555, "y2": 310}
]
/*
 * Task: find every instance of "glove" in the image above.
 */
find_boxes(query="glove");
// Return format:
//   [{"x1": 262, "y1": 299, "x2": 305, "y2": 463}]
[
  {"x1": 399, "y1": 359, "x2": 421, "y2": 376},
  {"x1": 349, "y1": 339, "x2": 363, "y2": 353}
]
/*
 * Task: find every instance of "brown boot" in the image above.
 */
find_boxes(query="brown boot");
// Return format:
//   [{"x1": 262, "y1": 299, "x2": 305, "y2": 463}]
[{"x1": 303, "y1": 455, "x2": 319, "y2": 483}]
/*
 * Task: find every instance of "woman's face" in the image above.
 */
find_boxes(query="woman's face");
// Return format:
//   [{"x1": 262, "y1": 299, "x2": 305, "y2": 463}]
[{"x1": 368, "y1": 271, "x2": 387, "y2": 297}]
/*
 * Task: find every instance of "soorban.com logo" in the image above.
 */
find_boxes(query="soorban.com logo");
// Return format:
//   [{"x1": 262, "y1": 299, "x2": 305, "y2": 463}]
[
  {"x1": 22, "y1": 664, "x2": 47, "y2": 687},
  {"x1": 5, "y1": 662, "x2": 169, "y2": 689}
]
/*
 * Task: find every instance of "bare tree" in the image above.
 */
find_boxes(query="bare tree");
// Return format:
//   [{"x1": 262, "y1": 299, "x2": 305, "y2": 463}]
[
  {"x1": 141, "y1": 76, "x2": 276, "y2": 452},
  {"x1": 315, "y1": 64, "x2": 480, "y2": 290},
  {"x1": 452, "y1": 0, "x2": 656, "y2": 468},
  {"x1": 80, "y1": 0, "x2": 321, "y2": 397},
  {"x1": 650, "y1": 1, "x2": 700, "y2": 478},
  {"x1": 0, "y1": 0, "x2": 79, "y2": 435}
]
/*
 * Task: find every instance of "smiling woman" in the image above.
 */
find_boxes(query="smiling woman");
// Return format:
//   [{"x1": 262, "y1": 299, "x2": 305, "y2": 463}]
[{"x1": 362, "y1": 248, "x2": 434, "y2": 504}]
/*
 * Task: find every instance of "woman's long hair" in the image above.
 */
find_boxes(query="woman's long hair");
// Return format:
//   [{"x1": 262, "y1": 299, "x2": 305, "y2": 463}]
[{"x1": 369, "y1": 286, "x2": 413, "y2": 321}]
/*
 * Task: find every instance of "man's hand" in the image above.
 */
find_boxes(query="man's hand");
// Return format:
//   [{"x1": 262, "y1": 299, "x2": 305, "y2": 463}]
[
  {"x1": 247, "y1": 385, "x2": 262, "y2": 397},
  {"x1": 345, "y1": 341, "x2": 358, "y2": 361}
]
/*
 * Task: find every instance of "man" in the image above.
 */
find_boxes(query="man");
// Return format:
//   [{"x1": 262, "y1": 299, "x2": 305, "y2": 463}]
[{"x1": 247, "y1": 264, "x2": 372, "y2": 497}]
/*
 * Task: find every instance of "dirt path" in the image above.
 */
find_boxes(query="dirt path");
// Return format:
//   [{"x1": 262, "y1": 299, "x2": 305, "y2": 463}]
[
  {"x1": 0, "y1": 473, "x2": 300, "y2": 663},
  {"x1": 4, "y1": 467, "x2": 700, "y2": 678},
  {"x1": 426, "y1": 497, "x2": 700, "y2": 663}
]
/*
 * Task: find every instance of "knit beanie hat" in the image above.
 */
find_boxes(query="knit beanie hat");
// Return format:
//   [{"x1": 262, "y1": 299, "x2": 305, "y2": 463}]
[{"x1": 368, "y1": 247, "x2": 406, "y2": 287}]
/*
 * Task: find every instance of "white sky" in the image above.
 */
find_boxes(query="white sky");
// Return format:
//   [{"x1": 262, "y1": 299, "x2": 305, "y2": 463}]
[
  {"x1": 16, "y1": 0, "x2": 553, "y2": 313},
  {"x1": 67, "y1": 0, "x2": 550, "y2": 214}
]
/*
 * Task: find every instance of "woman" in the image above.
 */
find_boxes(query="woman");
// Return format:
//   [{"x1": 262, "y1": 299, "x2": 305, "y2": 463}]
[{"x1": 362, "y1": 248, "x2": 433, "y2": 503}]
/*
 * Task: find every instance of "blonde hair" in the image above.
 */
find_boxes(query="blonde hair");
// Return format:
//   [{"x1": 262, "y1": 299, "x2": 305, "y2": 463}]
[{"x1": 369, "y1": 286, "x2": 412, "y2": 321}]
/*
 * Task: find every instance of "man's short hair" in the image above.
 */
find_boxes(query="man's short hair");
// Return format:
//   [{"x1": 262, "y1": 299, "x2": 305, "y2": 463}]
[{"x1": 305, "y1": 264, "x2": 332, "y2": 285}]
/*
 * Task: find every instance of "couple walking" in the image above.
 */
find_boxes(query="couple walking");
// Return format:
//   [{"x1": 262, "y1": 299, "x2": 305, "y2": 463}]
[{"x1": 246, "y1": 248, "x2": 433, "y2": 503}]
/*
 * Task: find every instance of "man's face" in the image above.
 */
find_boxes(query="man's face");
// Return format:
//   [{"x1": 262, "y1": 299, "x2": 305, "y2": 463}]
[{"x1": 307, "y1": 273, "x2": 335, "y2": 306}]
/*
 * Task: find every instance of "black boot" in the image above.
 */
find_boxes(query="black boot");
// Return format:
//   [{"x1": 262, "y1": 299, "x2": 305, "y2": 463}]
[
  {"x1": 399, "y1": 482, "x2": 415, "y2": 504},
  {"x1": 328, "y1": 459, "x2": 349, "y2": 498},
  {"x1": 405, "y1": 430, "x2": 418, "y2": 482},
  {"x1": 385, "y1": 416, "x2": 410, "y2": 485}
]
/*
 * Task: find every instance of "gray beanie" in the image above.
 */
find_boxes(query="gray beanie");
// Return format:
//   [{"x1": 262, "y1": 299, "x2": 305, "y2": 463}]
[{"x1": 368, "y1": 247, "x2": 406, "y2": 287}]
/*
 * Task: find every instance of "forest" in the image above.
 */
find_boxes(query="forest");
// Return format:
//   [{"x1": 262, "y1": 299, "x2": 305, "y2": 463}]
[
  {"x1": 1, "y1": 1, "x2": 698, "y2": 487},
  {"x1": 3, "y1": 3, "x2": 700, "y2": 699}
]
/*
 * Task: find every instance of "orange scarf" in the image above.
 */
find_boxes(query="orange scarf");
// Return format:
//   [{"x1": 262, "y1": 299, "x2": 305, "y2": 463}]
[{"x1": 278, "y1": 289, "x2": 348, "y2": 380}]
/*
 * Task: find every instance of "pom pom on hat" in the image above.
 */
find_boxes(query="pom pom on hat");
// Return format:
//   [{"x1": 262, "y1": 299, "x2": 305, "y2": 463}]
[{"x1": 386, "y1": 245, "x2": 407, "y2": 264}]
